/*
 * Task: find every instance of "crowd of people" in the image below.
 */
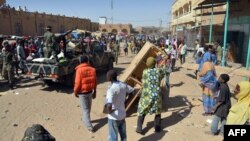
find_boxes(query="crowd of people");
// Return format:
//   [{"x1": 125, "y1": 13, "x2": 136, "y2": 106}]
[
  {"x1": 1, "y1": 25, "x2": 250, "y2": 140},
  {"x1": 0, "y1": 26, "x2": 60, "y2": 89},
  {"x1": 192, "y1": 39, "x2": 250, "y2": 136},
  {"x1": 48, "y1": 36, "x2": 250, "y2": 141},
  {"x1": 0, "y1": 26, "x2": 171, "y2": 90}
]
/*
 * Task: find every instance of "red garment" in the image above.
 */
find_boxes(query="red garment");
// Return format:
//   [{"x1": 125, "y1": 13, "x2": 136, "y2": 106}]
[
  {"x1": 73, "y1": 63, "x2": 97, "y2": 94},
  {"x1": 29, "y1": 44, "x2": 37, "y2": 53},
  {"x1": 24, "y1": 45, "x2": 29, "y2": 58}
]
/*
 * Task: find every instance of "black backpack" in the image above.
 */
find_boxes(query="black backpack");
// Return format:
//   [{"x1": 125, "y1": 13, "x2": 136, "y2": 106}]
[{"x1": 22, "y1": 124, "x2": 55, "y2": 141}]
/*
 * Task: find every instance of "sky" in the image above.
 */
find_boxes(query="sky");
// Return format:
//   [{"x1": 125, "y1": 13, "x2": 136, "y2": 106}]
[{"x1": 7, "y1": 0, "x2": 174, "y2": 28}]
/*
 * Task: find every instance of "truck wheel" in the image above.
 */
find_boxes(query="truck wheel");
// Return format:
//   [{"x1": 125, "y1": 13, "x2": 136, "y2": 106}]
[
  {"x1": 107, "y1": 59, "x2": 114, "y2": 70},
  {"x1": 43, "y1": 80, "x2": 53, "y2": 86}
]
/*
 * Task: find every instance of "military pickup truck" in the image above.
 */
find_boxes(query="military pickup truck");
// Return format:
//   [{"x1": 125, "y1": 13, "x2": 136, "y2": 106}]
[{"x1": 26, "y1": 40, "x2": 115, "y2": 86}]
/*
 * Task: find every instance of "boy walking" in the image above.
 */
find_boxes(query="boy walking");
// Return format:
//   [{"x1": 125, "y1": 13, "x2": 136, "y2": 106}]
[{"x1": 210, "y1": 74, "x2": 231, "y2": 135}]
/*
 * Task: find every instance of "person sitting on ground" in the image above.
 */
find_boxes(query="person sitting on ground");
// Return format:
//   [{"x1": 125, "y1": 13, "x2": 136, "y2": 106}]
[
  {"x1": 226, "y1": 81, "x2": 250, "y2": 125},
  {"x1": 210, "y1": 74, "x2": 231, "y2": 135}
]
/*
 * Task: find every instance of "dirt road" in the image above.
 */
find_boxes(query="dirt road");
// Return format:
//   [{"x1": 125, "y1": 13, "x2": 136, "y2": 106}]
[{"x1": 0, "y1": 54, "x2": 240, "y2": 141}]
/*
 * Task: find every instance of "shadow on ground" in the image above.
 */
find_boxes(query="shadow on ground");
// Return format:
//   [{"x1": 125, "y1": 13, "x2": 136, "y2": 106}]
[
  {"x1": 172, "y1": 67, "x2": 183, "y2": 72},
  {"x1": 16, "y1": 78, "x2": 43, "y2": 88},
  {"x1": 40, "y1": 82, "x2": 73, "y2": 94},
  {"x1": 170, "y1": 81, "x2": 184, "y2": 87},
  {"x1": 40, "y1": 67, "x2": 125, "y2": 94},
  {"x1": 92, "y1": 117, "x2": 108, "y2": 131},
  {"x1": 129, "y1": 96, "x2": 193, "y2": 140},
  {"x1": 186, "y1": 73, "x2": 197, "y2": 80},
  {"x1": 119, "y1": 62, "x2": 131, "y2": 65}
]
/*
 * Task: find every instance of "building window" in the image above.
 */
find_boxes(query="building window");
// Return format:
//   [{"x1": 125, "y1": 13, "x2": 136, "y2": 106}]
[
  {"x1": 185, "y1": 4, "x2": 189, "y2": 14},
  {"x1": 15, "y1": 22, "x2": 22, "y2": 35},
  {"x1": 179, "y1": 7, "x2": 183, "y2": 17},
  {"x1": 175, "y1": 11, "x2": 178, "y2": 18}
]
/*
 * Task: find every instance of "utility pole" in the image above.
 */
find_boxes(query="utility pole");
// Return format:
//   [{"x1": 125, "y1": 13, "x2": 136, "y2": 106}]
[
  {"x1": 111, "y1": 0, "x2": 113, "y2": 24},
  {"x1": 209, "y1": 0, "x2": 214, "y2": 43},
  {"x1": 159, "y1": 19, "x2": 162, "y2": 35},
  {"x1": 159, "y1": 19, "x2": 162, "y2": 28}
]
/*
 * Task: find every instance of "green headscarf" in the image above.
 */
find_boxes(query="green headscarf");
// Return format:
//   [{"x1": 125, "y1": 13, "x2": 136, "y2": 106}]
[{"x1": 146, "y1": 57, "x2": 155, "y2": 68}]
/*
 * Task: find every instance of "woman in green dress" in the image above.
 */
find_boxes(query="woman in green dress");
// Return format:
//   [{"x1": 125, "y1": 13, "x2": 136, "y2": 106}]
[{"x1": 136, "y1": 57, "x2": 165, "y2": 133}]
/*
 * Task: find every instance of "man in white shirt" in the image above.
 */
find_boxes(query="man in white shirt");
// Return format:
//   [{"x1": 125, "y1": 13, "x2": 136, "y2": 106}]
[
  {"x1": 16, "y1": 39, "x2": 26, "y2": 73},
  {"x1": 165, "y1": 38, "x2": 170, "y2": 46},
  {"x1": 193, "y1": 39, "x2": 200, "y2": 58},
  {"x1": 196, "y1": 46, "x2": 205, "y2": 58},
  {"x1": 105, "y1": 70, "x2": 134, "y2": 141},
  {"x1": 179, "y1": 41, "x2": 187, "y2": 64}
]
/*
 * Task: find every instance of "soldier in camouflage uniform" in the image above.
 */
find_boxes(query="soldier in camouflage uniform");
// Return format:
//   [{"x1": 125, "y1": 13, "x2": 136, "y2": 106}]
[
  {"x1": 43, "y1": 26, "x2": 57, "y2": 59},
  {"x1": 2, "y1": 40, "x2": 15, "y2": 89},
  {"x1": 113, "y1": 41, "x2": 119, "y2": 65}
]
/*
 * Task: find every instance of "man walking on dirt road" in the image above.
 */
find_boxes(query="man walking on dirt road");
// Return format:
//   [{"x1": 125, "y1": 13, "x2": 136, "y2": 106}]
[{"x1": 74, "y1": 55, "x2": 97, "y2": 133}]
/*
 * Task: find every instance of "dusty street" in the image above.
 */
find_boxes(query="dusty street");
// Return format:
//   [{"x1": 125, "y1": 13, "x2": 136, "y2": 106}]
[{"x1": 0, "y1": 53, "x2": 242, "y2": 141}]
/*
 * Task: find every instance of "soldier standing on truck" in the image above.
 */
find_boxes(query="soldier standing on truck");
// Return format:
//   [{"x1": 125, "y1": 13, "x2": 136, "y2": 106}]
[
  {"x1": 2, "y1": 40, "x2": 15, "y2": 89},
  {"x1": 43, "y1": 26, "x2": 56, "y2": 60}
]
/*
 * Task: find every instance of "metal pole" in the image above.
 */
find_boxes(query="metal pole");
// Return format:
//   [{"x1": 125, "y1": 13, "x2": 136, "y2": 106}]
[
  {"x1": 222, "y1": 0, "x2": 229, "y2": 67},
  {"x1": 176, "y1": 15, "x2": 178, "y2": 41},
  {"x1": 209, "y1": 0, "x2": 214, "y2": 43},
  {"x1": 246, "y1": 25, "x2": 250, "y2": 70},
  {"x1": 111, "y1": 0, "x2": 113, "y2": 24}
]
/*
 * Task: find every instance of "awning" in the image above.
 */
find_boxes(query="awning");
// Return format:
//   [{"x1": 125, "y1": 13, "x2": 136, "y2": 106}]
[
  {"x1": 194, "y1": 11, "x2": 226, "y2": 17},
  {"x1": 193, "y1": 3, "x2": 226, "y2": 10},
  {"x1": 198, "y1": 0, "x2": 239, "y2": 5}
]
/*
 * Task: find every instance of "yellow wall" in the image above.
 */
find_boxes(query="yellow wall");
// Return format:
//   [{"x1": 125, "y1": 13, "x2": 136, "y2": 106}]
[{"x1": 171, "y1": 0, "x2": 203, "y2": 34}]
